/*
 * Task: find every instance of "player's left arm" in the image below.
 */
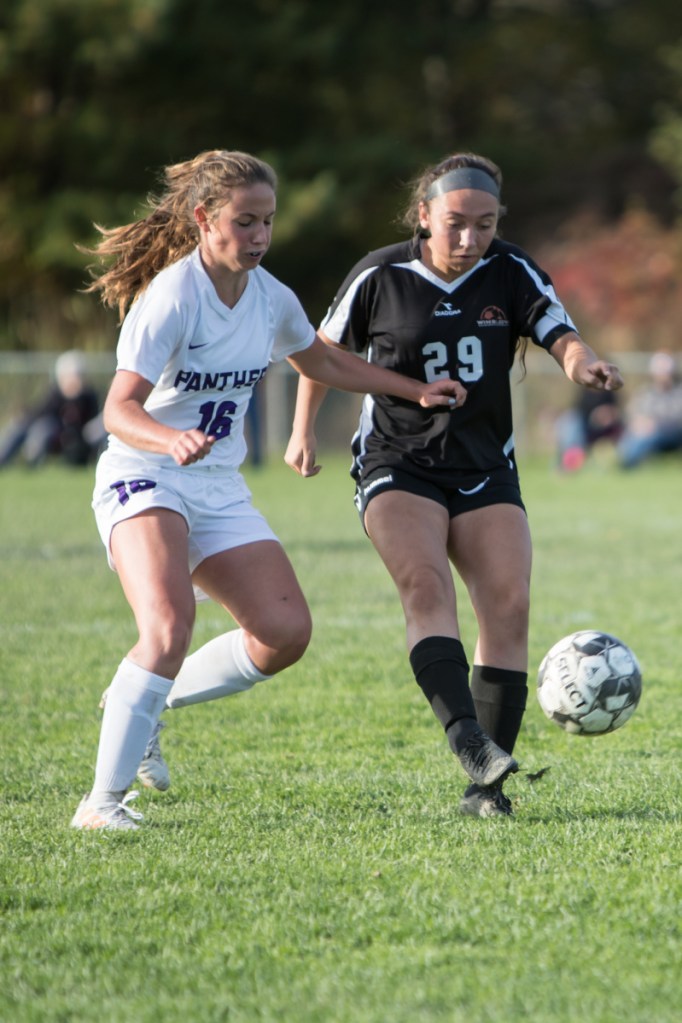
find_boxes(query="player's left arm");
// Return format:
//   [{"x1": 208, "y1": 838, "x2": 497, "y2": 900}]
[
  {"x1": 549, "y1": 331, "x2": 623, "y2": 392},
  {"x1": 288, "y1": 333, "x2": 467, "y2": 408}
]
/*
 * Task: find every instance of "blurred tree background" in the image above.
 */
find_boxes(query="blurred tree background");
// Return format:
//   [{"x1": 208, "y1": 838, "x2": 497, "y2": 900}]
[{"x1": 1, "y1": 0, "x2": 682, "y2": 355}]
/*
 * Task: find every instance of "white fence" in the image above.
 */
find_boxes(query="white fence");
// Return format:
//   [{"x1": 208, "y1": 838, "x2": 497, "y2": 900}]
[{"x1": 0, "y1": 349, "x2": 659, "y2": 460}]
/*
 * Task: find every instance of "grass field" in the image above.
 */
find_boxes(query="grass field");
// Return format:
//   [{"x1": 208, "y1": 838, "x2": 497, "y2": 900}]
[{"x1": 1, "y1": 453, "x2": 681, "y2": 1023}]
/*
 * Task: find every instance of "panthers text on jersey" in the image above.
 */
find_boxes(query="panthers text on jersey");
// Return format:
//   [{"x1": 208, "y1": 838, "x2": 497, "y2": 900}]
[
  {"x1": 108, "y1": 247, "x2": 316, "y2": 471},
  {"x1": 321, "y1": 236, "x2": 577, "y2": 483}
]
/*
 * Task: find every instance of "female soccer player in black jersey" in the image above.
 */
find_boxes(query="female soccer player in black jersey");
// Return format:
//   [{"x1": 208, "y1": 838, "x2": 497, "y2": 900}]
[{"x1": 285, "y1": 152, "x2": 623, "y2": 817}]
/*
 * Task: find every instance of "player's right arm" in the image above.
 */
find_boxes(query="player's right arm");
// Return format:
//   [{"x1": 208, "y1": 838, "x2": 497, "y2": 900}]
[
  {"x1": 283, "y1": 331, "x2": 336, "y2": 477},
  {"x1": 104, "y1": 369, "x2": 215, "y2": 466}
]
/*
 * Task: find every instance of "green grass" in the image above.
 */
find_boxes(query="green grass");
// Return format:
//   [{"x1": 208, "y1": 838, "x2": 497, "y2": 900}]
[{"x1": 1, "y1": 454, "x2": 681, "y2": 1023}]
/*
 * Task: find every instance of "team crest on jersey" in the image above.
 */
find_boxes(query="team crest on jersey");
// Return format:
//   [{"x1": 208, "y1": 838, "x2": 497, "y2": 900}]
[
  {"x1": 477, "y1": 305, "x2": 509, "y2": 327},
  {"x1": 433, "y1": 301, "x2": 461, "y2": 317}
]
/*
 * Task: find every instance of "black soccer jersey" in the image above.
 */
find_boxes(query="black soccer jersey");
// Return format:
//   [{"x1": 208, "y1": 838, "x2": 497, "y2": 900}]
[{"x1": 321, "y1": 237, "x2": 577, "y2": 483}]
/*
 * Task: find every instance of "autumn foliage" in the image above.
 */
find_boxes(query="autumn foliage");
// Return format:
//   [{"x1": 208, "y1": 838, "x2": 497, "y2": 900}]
[{"x1": 536, "y1": 209, "x2": 682, "y2": 353}]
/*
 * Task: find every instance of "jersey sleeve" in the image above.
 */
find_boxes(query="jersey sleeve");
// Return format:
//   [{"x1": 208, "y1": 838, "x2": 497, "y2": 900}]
[
  {"x1": 320, "y1": 264, "x2": 377, "y2": 353},
  {"x1": 507, "y1": 247, "x2": 578, "y2": 349},
  {"x1": 526, "y1": 290, "x2": 578, "y2": 349},
  {"x1": 269, "y1": 283, "x2": 316, "y2": 362},
  {"x1": 321, "y1": 242, "x2": 417, "y2": 353},
  {"x1": 115, "y1": 282, "x2": 187, "y2": 385}
]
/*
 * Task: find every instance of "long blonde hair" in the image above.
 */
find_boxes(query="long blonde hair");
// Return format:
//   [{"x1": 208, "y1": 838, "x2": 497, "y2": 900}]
[{"x1": 82, "y1": 150, "x2": 278, "y2": 320}]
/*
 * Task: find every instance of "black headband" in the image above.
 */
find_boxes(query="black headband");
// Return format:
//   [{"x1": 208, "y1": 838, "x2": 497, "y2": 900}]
[{"x1": 425, "y1": 167, "x2": 500, "y2": 201}]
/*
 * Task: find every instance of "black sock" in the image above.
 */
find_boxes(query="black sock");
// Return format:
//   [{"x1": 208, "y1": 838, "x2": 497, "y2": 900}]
[
  {"x1": 409, "y1": 636, "x2": 478, "y2": 754},
  {"x1": 470, "y1": 664, "x2": 528, "y2": 755}
]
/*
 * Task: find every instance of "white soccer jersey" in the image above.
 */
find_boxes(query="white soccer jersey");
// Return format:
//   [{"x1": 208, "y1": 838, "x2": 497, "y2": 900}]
[{"x1": 107, "y1": 248, "x2": 316, "y2": 470}]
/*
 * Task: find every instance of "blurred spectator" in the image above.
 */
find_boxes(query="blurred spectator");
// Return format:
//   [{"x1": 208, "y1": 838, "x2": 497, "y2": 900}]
[
  {"x1": 0, "y1": 350, "x2": 102, "y2": 468},
  {"x1": 618, "y1": 350, "x2": 682, "y2": 469},
  {"x1": 555, "y1": 386, "x2": 623, "y2": 471}
]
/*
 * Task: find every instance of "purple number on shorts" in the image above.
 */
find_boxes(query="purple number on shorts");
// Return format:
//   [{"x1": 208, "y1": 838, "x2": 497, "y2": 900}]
[{"x1": 110, "y1": 478, "x2": 157, "y2": 506}]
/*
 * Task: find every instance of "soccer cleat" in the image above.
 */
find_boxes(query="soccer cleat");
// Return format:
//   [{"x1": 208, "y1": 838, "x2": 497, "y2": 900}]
[
  {"x1": 455, "y1": 726, "x2": 518, "y2": 787},
  {"x1": 99, "y1": 690, "x2": 171, "y2": 792},
  {"x1": 137, "y1": 720, "x2": 171, "y2": 791},
  {"x1": 459, "y1": 782, "x2": 513, "y2": 818},
  {"x1": 71, "y1": 790, "x2": 143, "y2": 831}
]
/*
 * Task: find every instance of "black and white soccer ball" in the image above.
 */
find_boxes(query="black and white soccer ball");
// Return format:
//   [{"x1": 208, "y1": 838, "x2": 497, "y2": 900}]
[{"x1": 537, "y1": 630, "x2": 642, "y2": 735}]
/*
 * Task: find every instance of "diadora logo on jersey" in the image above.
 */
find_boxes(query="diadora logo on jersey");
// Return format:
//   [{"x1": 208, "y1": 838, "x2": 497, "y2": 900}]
[
  {"x1": 434, "y1": 301, "x2": 462, "y2": 317},
  {"x1": 477, "y1": 305, "x2": 509, "y2": 327}
]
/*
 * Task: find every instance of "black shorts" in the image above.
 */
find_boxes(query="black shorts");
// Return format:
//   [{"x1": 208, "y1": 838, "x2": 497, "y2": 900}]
[{"x1": 354, "y1": 464, "x2": 526, "y2": 529}]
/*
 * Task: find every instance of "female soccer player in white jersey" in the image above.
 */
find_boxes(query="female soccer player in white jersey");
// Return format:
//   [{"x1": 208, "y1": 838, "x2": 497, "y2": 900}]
[
  {"x1": 285, "y1": 152, "x2": 623, "y2": 818},
  {"x1": 71, "y1": 150, "x2": 466, "y2": 831}
]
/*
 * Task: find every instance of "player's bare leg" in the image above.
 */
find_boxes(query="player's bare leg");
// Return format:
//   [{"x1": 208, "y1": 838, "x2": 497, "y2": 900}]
[
  {"x1": 193, "y1": 539, "x2": 312, "y2": 677},
  {"x1": 448, "y1": 502, "x2": 531, "y2": 672},
  {"x1": 365, "y1": 491, "x2": 517, "y2": 790},
  {"x1": 73, "y1": 509, "x2": 192, "y2": 828},
  {"x1": 449, "y1": 503, "x2": 531, "y2": 815}
]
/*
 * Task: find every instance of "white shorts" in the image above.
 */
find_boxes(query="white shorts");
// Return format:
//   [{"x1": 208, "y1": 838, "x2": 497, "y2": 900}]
[{"x1": 92, "y1": 451, "x2": 279, "y2": 599}]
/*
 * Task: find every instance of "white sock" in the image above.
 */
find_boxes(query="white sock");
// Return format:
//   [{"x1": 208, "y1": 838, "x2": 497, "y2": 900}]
[
  {"x1": 166, "y1": 629, "x2": 271, "y2": 709},
  {"x1": 91, "y1": 658, "x2": 173, "y2": 800}
]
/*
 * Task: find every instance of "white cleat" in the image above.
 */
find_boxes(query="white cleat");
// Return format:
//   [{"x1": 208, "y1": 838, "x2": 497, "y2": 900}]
[
  {"x1": 71, "y1": 790, "x2": 143, "y2": 831},
  {"x1": 137, "y1": 720, "x2": 171, "y2": 792}
]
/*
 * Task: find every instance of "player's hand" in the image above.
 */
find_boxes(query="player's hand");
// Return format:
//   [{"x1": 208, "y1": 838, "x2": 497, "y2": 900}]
[
  {"x1": 579, "y1": 360, "x2": 623, "y2": 392},
  {"x1": 284, "y1": 432, "x2": 322, "y2": 477},
  {"x1": 419, "y1": 379, "x2": 468, "y2": 409},
  {"x1": 169, "y1": 430, "x2": 216, "y2": 466}
]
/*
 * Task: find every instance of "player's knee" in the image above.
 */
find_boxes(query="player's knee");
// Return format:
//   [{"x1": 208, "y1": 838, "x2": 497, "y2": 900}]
[
  {"x1": 282, "y1": 611, "x2": 313, "y2": 665},
  {"x1": 474, "y1": 574, "x2": 528, "y2": 633},
  {"x1": 138, "y1": 609, "x2": 195, "y2": 673},
  {"x1": 497, "y1": 581, "x2": 530, "y2": 632},
  {"x1": 400, "y1": 564, "x2": 450, "y2": 615},
  {"x1": 267, "y1": 609, "x2": 313, "y2": 671}
]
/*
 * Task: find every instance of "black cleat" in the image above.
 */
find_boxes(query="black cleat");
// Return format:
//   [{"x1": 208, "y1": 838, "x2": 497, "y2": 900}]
[
  {"x1": 455, "y1": 726, "x2": 518, "y2": 787},
  {"x1": 459, "y1": 782, "x2": 514, "y2": 818}
]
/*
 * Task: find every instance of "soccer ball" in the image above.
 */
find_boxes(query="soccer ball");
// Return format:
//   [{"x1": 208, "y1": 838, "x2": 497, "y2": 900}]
[{"x1": 537, "y1": 630, "x2": 642, "y2": 735}]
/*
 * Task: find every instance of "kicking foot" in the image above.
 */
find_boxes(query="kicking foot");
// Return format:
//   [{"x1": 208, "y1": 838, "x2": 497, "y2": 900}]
[{"x1": 455, "y1": 726, "x2": 518, "y2": 787}]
